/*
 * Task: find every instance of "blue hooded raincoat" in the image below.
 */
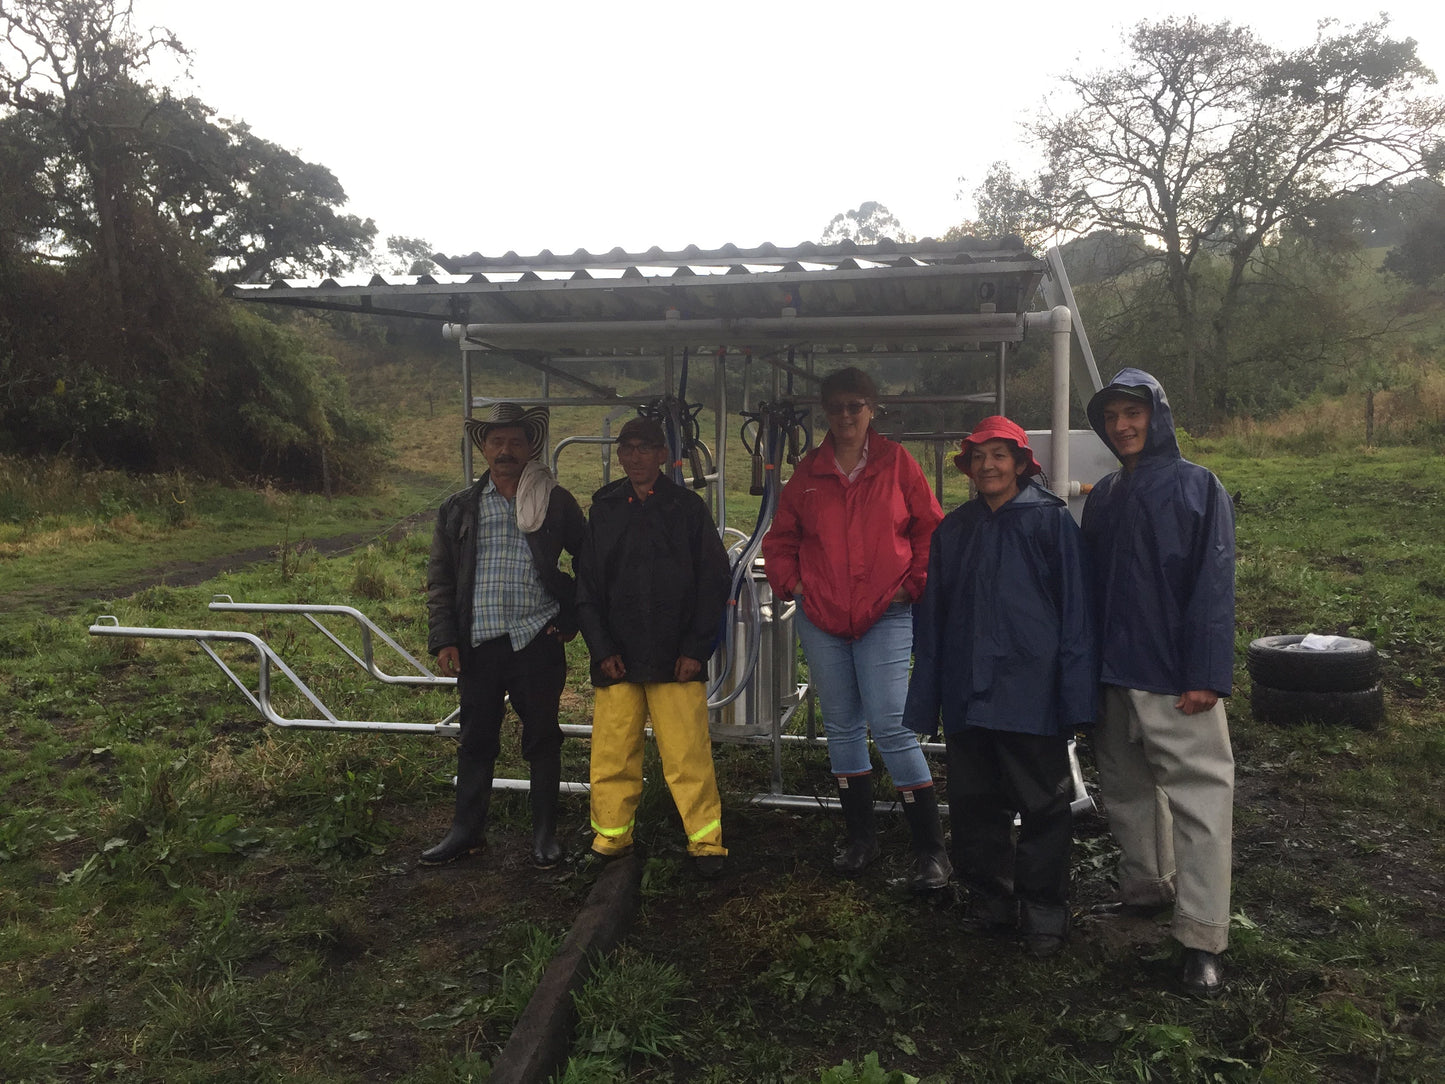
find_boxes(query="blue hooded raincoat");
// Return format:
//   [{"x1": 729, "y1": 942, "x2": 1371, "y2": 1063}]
[
  {"x1": 1081, "y1": 368, "x2": 1235, "y2": 698},
  {"x1": 903, "y1": 479, "x2": 1097, "y2": 739}
]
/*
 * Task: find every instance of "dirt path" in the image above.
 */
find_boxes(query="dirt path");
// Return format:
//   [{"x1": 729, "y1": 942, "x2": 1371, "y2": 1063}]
[{"x1": 1, "y1": 512, "x2": 433, "y2": 619}]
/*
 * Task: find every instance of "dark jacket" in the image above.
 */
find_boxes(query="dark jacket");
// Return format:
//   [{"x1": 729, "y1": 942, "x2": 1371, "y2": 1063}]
[
  {"x1": 426, "y1": 473, "x2": 587, "y2": 655},
  {"x1": 577, "y1": 473, "x2": 731, "y2": 687},
  {"x1": 1081, "y1": 368, "x2": 1236, "y2": 697},
  {"x1": 903, "y1": 480, "x2": 1096, "y2": 739},
  {"x1": 762, "y1": 430, "x2": 942, "y2": 640}
]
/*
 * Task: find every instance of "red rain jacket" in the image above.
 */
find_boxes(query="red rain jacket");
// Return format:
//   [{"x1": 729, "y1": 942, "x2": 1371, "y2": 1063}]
[{"x1": 763, "y1": 430, "x2": 942, "y2": 640}]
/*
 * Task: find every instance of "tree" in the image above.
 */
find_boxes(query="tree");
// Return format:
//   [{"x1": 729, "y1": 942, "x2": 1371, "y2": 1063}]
[
  {"x1": 379, "y1": 234, "x2": 438, "y2": 277},
  {"x1": 820, "y1": 201, "x2": 914, "y2": 245},
  {"x1": 1379, "y1": 180, "x2": 1445, "y2": 286},
  {"x1": 0, "y1": 0, "x2": 385, "y2": 486},
  {"x1": 946, "y1": 162, "x2": 1043, "y2": 244},
  {"x1": 0, "y1": 0, "x2": 186, "y2": 303},
  {"x1": 1006, "y1": 15, "x2": 1445, "y2": 420},
  {"x1": 0, "y1": 0, "x2": 375, "y2": 292}
]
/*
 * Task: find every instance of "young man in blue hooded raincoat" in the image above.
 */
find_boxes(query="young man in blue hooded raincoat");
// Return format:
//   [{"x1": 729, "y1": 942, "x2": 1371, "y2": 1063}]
[
  {"x1": 904, "y1": 416, "x2": 1096, "y2": 957},
  {"x1": 1081, "y1": 368, "x2": 1236, "y2": 998}
]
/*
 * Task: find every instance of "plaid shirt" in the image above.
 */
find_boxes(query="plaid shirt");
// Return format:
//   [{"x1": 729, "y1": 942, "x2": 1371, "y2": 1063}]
[{"x1": 470, "y1": 480, "x2": 559, "y2": 650}]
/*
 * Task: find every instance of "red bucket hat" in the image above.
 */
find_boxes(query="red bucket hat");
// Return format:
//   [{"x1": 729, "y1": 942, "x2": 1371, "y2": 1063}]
[{"x1": 954, "y1": 416, "x2": 1044, "y2": 477}]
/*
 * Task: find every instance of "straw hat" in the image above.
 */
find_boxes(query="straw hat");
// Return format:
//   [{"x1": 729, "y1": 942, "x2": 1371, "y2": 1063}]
[{"x1": 463, "y1": 403, "x2": 549, "y2": 462}]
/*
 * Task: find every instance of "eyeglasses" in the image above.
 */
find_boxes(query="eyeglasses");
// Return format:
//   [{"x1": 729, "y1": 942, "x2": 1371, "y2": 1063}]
[
  {"x1": 617, "y1": 441, "x2": 660, "y2": 456},
  {"x1": 824, "y1": 400, "x2": 869, "y2": 417}
]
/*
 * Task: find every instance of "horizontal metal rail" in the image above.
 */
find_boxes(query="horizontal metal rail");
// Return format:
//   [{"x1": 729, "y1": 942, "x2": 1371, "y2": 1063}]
[
  {"x1": 90, "y1": 613, "x2": 1095, "y2": 815},
  {"x1": 208, "y1": 595, "x2": 451, "y2": 687},
  {"x1": 89, "y1": 617, "x2": 456, "y2": 734}
]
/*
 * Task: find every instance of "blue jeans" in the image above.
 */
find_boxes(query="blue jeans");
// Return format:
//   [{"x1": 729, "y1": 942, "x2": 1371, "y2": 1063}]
[{"x1": 795, "y1": 603, "x2": 933, "y2": 788}]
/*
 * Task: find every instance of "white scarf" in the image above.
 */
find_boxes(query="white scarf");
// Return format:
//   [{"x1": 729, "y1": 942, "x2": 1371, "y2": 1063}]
[{"x1": 515, "y1": 459, "x2": 557, "y2": 533}]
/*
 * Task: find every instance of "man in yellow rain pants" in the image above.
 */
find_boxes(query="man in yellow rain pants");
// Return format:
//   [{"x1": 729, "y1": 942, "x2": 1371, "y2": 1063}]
[{"x1": 576, "y1": 416, "x2": 731, "y2": 878}]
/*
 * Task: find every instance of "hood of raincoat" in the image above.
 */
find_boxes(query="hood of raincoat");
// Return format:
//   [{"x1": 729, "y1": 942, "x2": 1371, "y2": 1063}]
[
  {"x1": 1087, "y1": 368, "x2": 1181, "y2": 464},
  {"x1": 1080, "y1": 369, "x2": 1235, "y2": 698}
]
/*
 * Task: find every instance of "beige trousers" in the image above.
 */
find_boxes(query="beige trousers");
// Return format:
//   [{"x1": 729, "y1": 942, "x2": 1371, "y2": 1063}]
[{"x1": 1096, "y1": 686, "x2": 1234, "y2": 953}]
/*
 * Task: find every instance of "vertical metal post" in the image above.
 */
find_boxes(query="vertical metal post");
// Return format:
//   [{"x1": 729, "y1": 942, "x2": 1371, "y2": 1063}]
[
  {"x1": 602, "y1": 416, "x2": 613, "y2": 486},
  {"x1": 461, "y1": 344, "x2": 475, "y2": 481},
  {"x1": 805, "y1": 349, "x2": 817, "y2": 448},
  {"x1": 715, "y1": 347, "x2": 727, "y2": 531},
  {"x1": 1049, "y1": 305, "x2": 1072, "y2": 497},
  {"x1": 995, "y1": 341, "x2": 1008, "y2": 416}
]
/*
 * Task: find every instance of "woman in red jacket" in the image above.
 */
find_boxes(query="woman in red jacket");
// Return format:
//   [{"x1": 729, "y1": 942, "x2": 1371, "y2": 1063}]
[{"x1": 762, "y1": 367, "x2": 949, "y2": 891}]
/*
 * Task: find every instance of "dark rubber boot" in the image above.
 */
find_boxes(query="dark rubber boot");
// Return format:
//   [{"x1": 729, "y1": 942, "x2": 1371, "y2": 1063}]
[
  {"x1": 528, "y1": 754, "x2": 563, "y2": 870},
  {"x1": 901, "y1": 785, "x2": 952, "y2": 892},
  {"x1": 833, "y1": 774, "x2": 880, "y2": 875},
  {"x1": 419, "y1": 753, "x2": 493, "y2": 866},
  {"x1": 1020, "y1": 900, "x2": 1070, "y2": 957}
]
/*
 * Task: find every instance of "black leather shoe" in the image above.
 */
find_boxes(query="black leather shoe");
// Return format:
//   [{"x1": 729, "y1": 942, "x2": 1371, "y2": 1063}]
[{"x1": 1181, "y1": 949, "x2": 1226, "y2": 998}]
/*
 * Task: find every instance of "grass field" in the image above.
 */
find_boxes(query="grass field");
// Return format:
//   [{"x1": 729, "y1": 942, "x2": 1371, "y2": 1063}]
[{"x1": 3, "y1": 392, "x2": 1444, "y2": 1081}]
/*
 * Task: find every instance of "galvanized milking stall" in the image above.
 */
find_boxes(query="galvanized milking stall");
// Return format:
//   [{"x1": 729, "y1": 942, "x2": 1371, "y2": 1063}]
[{"x1": 90, "y1": 236, "x2": 1114, "y2": 813}]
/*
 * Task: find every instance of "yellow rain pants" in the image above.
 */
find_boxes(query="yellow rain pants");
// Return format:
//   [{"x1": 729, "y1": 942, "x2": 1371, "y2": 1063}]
[{"x1": 589, "y1": 681, "x2": 726, "y2": 857}]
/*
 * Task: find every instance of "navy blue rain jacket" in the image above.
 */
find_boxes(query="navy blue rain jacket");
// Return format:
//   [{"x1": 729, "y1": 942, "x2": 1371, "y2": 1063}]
[
  {"x1": 903, "y1": 480, "x2": 1097, "y2": 738},
  {"x1": 1081, "y1": 368, "x2": 1236, "y2": 697}
]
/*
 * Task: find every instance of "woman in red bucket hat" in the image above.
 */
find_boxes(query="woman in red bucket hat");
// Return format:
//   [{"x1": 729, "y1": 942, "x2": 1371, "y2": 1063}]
[{"x1": 904, "y1": 416, "x2": 1097, "y2": 957}]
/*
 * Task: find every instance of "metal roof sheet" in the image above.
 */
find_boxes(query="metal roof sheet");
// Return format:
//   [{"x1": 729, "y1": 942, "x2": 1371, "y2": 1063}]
[{"x1": 229, "y1": 236, "x2": 1047, "y2": 353}]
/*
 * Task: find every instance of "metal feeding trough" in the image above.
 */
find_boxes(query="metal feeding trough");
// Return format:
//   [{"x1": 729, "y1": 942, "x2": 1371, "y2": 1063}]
[{"x1": 95, "y1": 237, "x2": 1109, "y2": 815}]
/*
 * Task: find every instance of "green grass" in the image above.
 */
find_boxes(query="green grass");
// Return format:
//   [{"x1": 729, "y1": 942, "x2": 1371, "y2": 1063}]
[{"x1": 3, "y1": 412, "x2": 1445, "y2": 1080}]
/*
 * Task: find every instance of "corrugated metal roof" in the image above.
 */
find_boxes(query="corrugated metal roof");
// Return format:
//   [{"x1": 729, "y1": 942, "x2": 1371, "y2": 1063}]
[{"x1": 229, "y1": 236, "x2": 1047, "y2": 353}]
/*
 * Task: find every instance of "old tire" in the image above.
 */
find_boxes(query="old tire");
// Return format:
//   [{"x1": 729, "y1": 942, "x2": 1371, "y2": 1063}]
[
  {"x1": 1250, "y1": 682, "x2": 1385, "y2": 729},
  {"x1": 1246, "y1": 634, "x2": 1380, "y2": 693}
]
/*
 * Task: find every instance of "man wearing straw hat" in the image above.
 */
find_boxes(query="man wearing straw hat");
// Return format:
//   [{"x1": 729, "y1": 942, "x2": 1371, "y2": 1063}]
[{"x1": 423, "y1": 403, "x2": 586, "y2": 869}]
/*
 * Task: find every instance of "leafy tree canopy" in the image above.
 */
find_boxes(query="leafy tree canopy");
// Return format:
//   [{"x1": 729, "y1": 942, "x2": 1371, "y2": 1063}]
[
  {"x1": 962, "y1": 15, "x2": 1445, "y2": 421},
  {"x1": 0, "y1": 0, "x2": 376, "y2": 291},
  {"x1": 820, "y1": 201, "x2": 915, "y2": 245},
  {"x1": 0, "y1": 0, "x2": 386, "y2": 488}
]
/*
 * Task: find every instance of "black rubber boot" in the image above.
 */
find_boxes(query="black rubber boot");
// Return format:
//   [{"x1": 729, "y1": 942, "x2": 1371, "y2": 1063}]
[
  {"x1": 833, "y1": 774, "x2": 880, "y2": 875},
  {"x1": 528, "y1": 754, "x2": 563, "y2": 870},
  {"x1": 419, "y1": 753, "x2": 493, "y2": 866},
  {"x1": 1020, "y1": 899, "x2": 1070, "y2": 957},
  {"x1": 901, "y1": 785, "x2": 953, "y2": 892}
]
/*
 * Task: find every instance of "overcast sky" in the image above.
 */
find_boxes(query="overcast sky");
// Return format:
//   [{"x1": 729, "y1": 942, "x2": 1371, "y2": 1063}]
[{"x1": 132, "y1": 1, "x2": 1445, "y2": 262}]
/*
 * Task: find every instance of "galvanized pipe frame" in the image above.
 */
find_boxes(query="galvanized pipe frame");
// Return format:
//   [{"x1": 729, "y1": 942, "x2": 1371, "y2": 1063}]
[
  {"x1": 88, "y1": 617, "x2": 455, "y2": 734},
  {"x1": 444, "y1": 311, "x2": 1027, "y2": 352},
  {"x1": 207, "y1": 595, "x2": 450, "y2": 687},
  {"x1": 89, "y1": 602, "x2": 1095, "y2": 814}
]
